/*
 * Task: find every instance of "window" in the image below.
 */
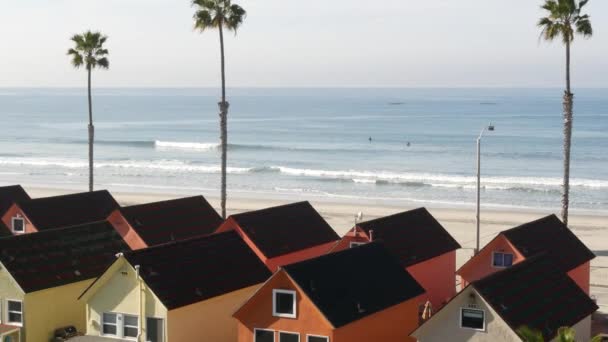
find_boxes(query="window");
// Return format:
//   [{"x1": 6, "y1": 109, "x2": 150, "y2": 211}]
[
  {"x1": 102, "y1": 313, "x2": 118, "y2": 336},
  {"x1": 102, "y1": 312, "x2": 139, "y2": 339},
  {"x1": 273, "y1": 289, "x2": 296, "y2": 318},
  {"x1": 123, "y1": 314, "x2": 139, "y2": 338},
  {"x1": 6, "y1": 300, "x2": 22, "y2": 325},
  {"x1": 460, "y1": 308, "x2": 485, "y2": 330},
  {"x1": 254, "y1": 329, "x2": 274, "y2": 342},
  {"x1": 349, "y1": 242, "x2": 366, "y2": 248},
  {"x1": 11, "y1": 217, "x2": 24, "y2": 234},
  {"x1": 307, "y1": 336, "x2": 329, "y2": 342},
  {"x1": 492, "y1": 252, "x2": 514, "y2": 268},
  {"x1": 279, "y1": 332, "x2": 299, "y2": 342},
  {"x1": 146, "y1": 317, "x2": 164, "y2": 342}
]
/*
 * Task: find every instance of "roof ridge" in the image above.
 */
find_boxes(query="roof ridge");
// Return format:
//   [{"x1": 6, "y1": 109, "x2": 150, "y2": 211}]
[
  {"x1": 0, "y1": 219, "x2": 111, "y2": 241},
  {"x1": 22, "y1": 189, "x2": 113, "y2": 202},
  {"x1": 501, "y1": 214, "x2": 560, "y2": 234},
  {"x1": 125, "y1": 230, "x2": 236, "y2": 255},
  {"x1": 121, "y1": 195, "x2": 205, "y2": 209},
  {"x1": 358, "y1": 207, "x2": 427, "y2": 226},
  {"x1": 231, "y1": 201, "x2": 311, "y2": 218}
]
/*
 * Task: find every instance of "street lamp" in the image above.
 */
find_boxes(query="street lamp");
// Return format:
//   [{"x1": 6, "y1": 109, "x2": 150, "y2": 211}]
[{"x1": 475, "y1": 124, "x2": 495, "y2": 255}]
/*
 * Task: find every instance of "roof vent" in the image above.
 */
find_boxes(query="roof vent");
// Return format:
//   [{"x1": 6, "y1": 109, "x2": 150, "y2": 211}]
[
  {"x1": 195, "y1": 288, "x2": 203, "y2": 297},
  {"x1": 357, "y1": 302, "x2": 365, "y2": 314},
  {"x1": 74, "y1": 270, "x2": 81, "y2": 276},
  {"x1": 115, "y1": 252, "x2": 123, "y2": 258}
]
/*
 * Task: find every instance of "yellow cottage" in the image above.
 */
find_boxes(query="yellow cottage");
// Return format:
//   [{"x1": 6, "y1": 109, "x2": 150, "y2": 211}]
[
  {"x1": 0, "y1": 221, "x2": 132, "y2": 342},
  {"x1": 79, "y1": 230, "x2": 271, "y2": 342}
]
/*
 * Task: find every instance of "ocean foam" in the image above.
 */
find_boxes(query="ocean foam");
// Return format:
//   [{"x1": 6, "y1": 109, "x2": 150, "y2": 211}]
[{"x1": 155, "y1": 140, "x2": 220, "y2": 151}]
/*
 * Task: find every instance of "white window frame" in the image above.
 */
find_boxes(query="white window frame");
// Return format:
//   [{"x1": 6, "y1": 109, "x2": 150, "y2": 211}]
[
  {"x1": 11, "y1": 216, "x2": 25, "y2": 234},
  {"x1": 278, "y1": 330, "x2": 300, "y2": 342},
  {"x1": 459, "y1": 307, "x2": 485, "y2": 331},
  {"x1": 491, "y1": 252, "x2": 514, "y2": 268},
  {"x1": 349, "y1": 242, "x2": 367, "y2": 248},
  {"x1": 102, "y1": 313, "x2": 119, "y2": 337},
  {"x1": 272, "y1": 289, "x2": 297, "y2": 319},
  {"x1": 6, "y1": 299, "x2": 23, "y2": 326},
  {"x1": 306, "y1": 335, "x2": 330, "y2": 342},
  {"x1": 102, "y1": 312, "x2": 139, "y2": 340},
  {"x1": 122, "y1": 314, "x2": 139, "y2": 339},
  {"x1": 254, "y1": 328, "x2": 275, "y2": 342}
]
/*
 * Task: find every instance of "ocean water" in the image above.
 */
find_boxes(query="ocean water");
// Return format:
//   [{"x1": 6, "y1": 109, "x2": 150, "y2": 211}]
[{"x1": 0, "y1": 88, "x2": 607, "y2": 212}]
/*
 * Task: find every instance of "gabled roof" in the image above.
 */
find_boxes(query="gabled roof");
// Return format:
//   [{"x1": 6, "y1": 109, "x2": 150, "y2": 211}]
[
  {"x1": 283, "y1": 242, "x2": 425, "y2": 328},
  {"x1": 229, "y1": 202, "x2": 339, "y2": 258},
  {"x1": 120, "y1": 196, "x2": 223, "y2": 246},
  {"x1": 473, "y1": 256, "x2": 598, "y2": 341},
  {"x1": 18, "y1": 190, "x2": 119, "y2": 230},
  {"x1": 0, "y1": 221, "x2": 11, "y2": 237},
  {"x1": 0, "y1": 221, "x2": 131, "y2": 293},
  {"x1": 501, "y1": 214, "x2": 595, "y2": 273},
  {"x1": 357, "y1": 208, "x2": 461, "y2": 267},
  {"x1": 123, "y1": 230, "x2": 271, "y2": 310},
  {"x1": 0, "y1": 185, "x2": 30, "y2": 215}
]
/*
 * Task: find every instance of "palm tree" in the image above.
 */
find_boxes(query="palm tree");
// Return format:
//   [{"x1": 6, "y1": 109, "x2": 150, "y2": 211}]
[
  {"x1": 192, "y1": 0, "x2": 246, "y2": 219},
  {"x1": 67, "y1": 31, "x2": 110, "y2": 192},
  {"x1": 538, "y1": 0, "x2": 592, "y2": 226}
]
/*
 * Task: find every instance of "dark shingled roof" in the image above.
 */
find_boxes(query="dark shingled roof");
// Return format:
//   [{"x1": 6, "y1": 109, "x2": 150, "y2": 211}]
[
  {"x1": 230, "y1": 202, "x2": 339, "y2": 258},
  {"x1": 0, "y1": 185, "x2": 30, "y2": 215},
  {"x1": 18, "y1": 190, "x2": 119, "y2": 230},
  {"x1": 124, "y1": 230, "x2": 271, "y2": 310},
  {"x1": 0, "y1": 221, "x2": 11, "y2": 238},
  {"x1": 120, "y1": 196, "x2": 223, "y2": 246},
  {"x1": 0, "y1": 221, "x2": 131, "y2": 293},
  {"x1": 473, "y1": 256, "x2": 598, "y2": 341},
  {"x1": 502, "y1": 214, "x2": 595, "y2": 273},
  {"x1": 284, "y1": 243, "x2": 425, "y2": 328},
  {"x1": 357, "y1": 208, "x2": 461, "y2": 267}
]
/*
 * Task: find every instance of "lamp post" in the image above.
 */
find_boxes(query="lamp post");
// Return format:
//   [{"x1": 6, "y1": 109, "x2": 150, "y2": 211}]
[{"x1": 475, "y1": 124, "x2": 495, "y2": 255}]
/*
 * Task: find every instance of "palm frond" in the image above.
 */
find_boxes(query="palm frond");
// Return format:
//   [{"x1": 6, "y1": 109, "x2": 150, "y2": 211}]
[
  {"x1": 556, "y1": 326, "x2": 575, "y2": 342},
  {"x1": 97, "y1": 57, "x2": 110, "y2": 69},
  {"x1": 68, "y1": 31, "x2": 110, "y2": 71},
  {"x1": 225, "y1": 4, "x2": 246, "y2": 32},
  {"x1": 575, "y1": 16, "x2": 593, "y2": 37},
  {"x1": 516, "y1": 326, "x2": 544, "y2": 342},
  {"x1": 194, "y1": 10, "x2": 215, "y2": 31}
]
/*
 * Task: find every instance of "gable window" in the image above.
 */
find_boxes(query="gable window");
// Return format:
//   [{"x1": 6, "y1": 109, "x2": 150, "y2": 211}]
[
  {"x1": 349, "y1": 242, "x2": 366, "y2": 248},
  {"x1": 7, "y1": 300, "x2": 22, "y2": 325},
  {"x1": 307, "y1": 336, "x2": 329, "y2": 342},
  {"x1": 11, "y1": 217, "x2": 25, "y2": 234},
  {"x1": 102, "y1": 313, "x2": 118, "y2": 335},
  {"x1": 254, "y1": 329, "x2": 275, "y2": 342},
  {"x1": 460, "y1": 308, "x2": 485, "y2": 331},
  {"x1": 492, "y1": 252, "x2": 514, "y2": 268},
  {"x1": 102, "y1": 312, "x2": 139, "y2": 339},
  {"x1": 123, "y1": 314, "x2": 139, "y2": 338},
  {"x1": 273, "y1": 289, "x2": 296, "y2": 318},
  {"x1": 279, "y1": 332, "x2": 299, "y2": 342}
]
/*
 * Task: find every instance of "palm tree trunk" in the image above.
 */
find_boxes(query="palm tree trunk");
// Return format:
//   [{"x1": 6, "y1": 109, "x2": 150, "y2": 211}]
[
  {"x1": 87, "y1": 67, "x2": 95, "y2": 192},
  {"x1": 561, "y1": 39, "x2": 573, "y2": 226},
  {"x1": 218, "y1": 22, "x2": 229, "y2": 219}
]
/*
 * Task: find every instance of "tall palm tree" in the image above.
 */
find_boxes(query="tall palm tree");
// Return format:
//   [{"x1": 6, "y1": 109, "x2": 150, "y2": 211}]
[
  {"x1": 538, "y1": 0, "x2": 592, "y2": 225},
  {"x1": 192, "y1": 0, "x2": 246, "y2": 219},
  {"x1": 67, "y1": 31, "x2": 109, "y2": 192}
]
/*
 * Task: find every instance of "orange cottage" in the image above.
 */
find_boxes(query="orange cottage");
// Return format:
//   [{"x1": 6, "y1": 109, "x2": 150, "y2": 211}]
[
  {"x1": 331, "y1": 208, "x2": 460, "y2": 310},
  {"x1": 216, "y1": 201, "x2": 340, "y2": 271},
  {"x1": 0, "y1": 184, "x2": 30, "y2": 236},
  {"x1": 457, "y1": 214, "x2": 595, "y2": 294},
  {"x1": 234, "y1": 243, "x2": 426, "y2": 342}
]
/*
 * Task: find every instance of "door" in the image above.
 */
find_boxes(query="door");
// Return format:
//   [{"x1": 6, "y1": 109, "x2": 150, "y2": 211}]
[{"x1": 146, "y1": 317, "x2": 164, "y2": 342}]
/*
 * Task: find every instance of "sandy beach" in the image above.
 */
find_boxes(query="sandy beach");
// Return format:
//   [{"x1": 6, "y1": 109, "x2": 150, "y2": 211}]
[{"x1": 25, "y1": 186, "x2": 608, "y2": 314}]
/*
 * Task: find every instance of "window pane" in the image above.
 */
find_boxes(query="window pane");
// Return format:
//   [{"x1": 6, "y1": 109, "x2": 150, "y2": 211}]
[
  {"x1": 492, "y1": 253, "x2": 503, "y2": 267},
  {"x1": 8, "y1": 312, "x2": 22, "y2": 323},
  {"x1": 308, "y1": 337, "x2": 329, "y2": 342},
  {"x1": 102, "y1": 324, "x2": 117, "y2": 335},
  {"x1": 275, "y1": 292, "x2": 294, "y2": 314},
  {"x1": 124, "y1": 326, "x2": 138, "y2": 338},
  {"x1": 503, "y1": 254, "x2": 514, "y2": 267},
  {"x1": 12, "y1": 219, "x2": 24, "y2": 232},
  {"x1": 146, "y1": 317, "x2": 164, "y2": 342},
  {"x1": 255, "y1": 329, "x2": 274, "y2": 342},
  {"x1": 462, "y1": 309, "x2": 484, "y2": 330},
  {"x1": 7, "y1": 301, "x2": 22, "y2": 312},
  {"x1": 103, "y1": 313, "x2": 117, "y2": 324},
  {"x1": 279, "y1": 332, "x2": 299, "y2": 342},
  {"x1": 124, "y1": 315, "x2": 139, "y2": 327}
]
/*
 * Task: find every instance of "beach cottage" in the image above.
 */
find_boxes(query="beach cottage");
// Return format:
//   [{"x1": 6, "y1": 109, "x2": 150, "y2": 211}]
[
  {"x1": 215, "y1": 202, "x2": 340, "y2": 271},
  {"x1": 107, "y1": 195, "x2": 223, "y2": 247},
  {"x1": 457, "y1": 214, "x2": 595, "y2": 294},
  {"x1": 234, "y1": 243, "x2": 425, "y2": 342},
  {"x1": 0, "y1": 221, "x2": 131, "y2": 342},
  {"x1": 79, "y1": 230, "x2": 271, "y2": 342},
  {"x1": 412, "y1": 256, "x2": 598, "y2": 342},
  {"x1": 0, "y1": 185, "x2": 30, "y2": 237},
  {"x1": 331, "y1": 208, "x2": 461, "y2": 309}
]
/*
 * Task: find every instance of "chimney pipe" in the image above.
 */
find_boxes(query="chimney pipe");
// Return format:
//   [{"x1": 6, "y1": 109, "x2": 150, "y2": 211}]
[{"x1": 369, "y1": 229, "x2": 374, "y2": 242}]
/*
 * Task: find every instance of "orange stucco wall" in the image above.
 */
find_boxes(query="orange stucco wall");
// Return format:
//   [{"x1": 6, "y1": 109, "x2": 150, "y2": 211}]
[
  {"x1": 456, "y1": 234, "x2": 525, "y2": 289},
  {"x1": 406, "y1": 250, "x2": 456, "y2": 310},
  {"x1": 568, "y1": 261, "x2": 591, "y2": 294},
  {"x1": 106, "y1": 210, "x2": 148, "y2": 250},
  {"x1": 1, "y1": 204, "x2": 37, "y2": 234},
  {"x1": 330, "y1": 229, "x2": 371, "y2": 253}
]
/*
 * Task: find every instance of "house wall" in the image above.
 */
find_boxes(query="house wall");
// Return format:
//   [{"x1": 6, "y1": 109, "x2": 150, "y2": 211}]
[
  {"x1": 567, "y1": 261, "x2": 591, "y2": 295},
  {"x1": 1, "y1": 204, "x2": 37, "y2": 235},
  {"x1": 0, "y1": 263, "x2": 25, "y2": 338},
  {"x1": 456, "y1": 235, "x2": 525, "y2": 289},
  {"x1": 106, "y1": 210, "x2": 148, "y2": 250},
  {"x1": 328, "y1": 229, "x2": 370, "y2": 253},
  {"x1": 235, "y1": 271, "x2": 334, "y2": 342},
  {"x1": 167, "y1": 284, "x2": 262, "y2": 342},
  {"x1": 86, "y1": 261, "x2": 167, "y2": 341},
  {"x1": 411, "y1": 287, "x2": 521, "y2": 342},
  {"x1": 24, "y1": 279, "x2": 93, "y2": 342},
  {"x1": 406, "y1": 251, "x2": 456, "y2": 310}
]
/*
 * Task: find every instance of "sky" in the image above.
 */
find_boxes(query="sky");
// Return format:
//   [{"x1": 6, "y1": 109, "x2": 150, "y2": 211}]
[{"x1": 1, "y1": 0, "x2": 607, "y2": 88}]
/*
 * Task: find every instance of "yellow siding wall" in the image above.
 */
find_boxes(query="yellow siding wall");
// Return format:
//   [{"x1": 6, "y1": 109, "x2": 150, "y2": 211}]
[
  {"x1": 167, "y1": 284, "x2": 262, "y2": 342},
  {"x1": 0, "y1": 264, "x2": 24, "y2": 337},
  {"x1": 87, "y1": 262, "x2": 167, "y2": 341},
  {"x1": 24, "y1": 279, "x2": 93, "y2": 342}
]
